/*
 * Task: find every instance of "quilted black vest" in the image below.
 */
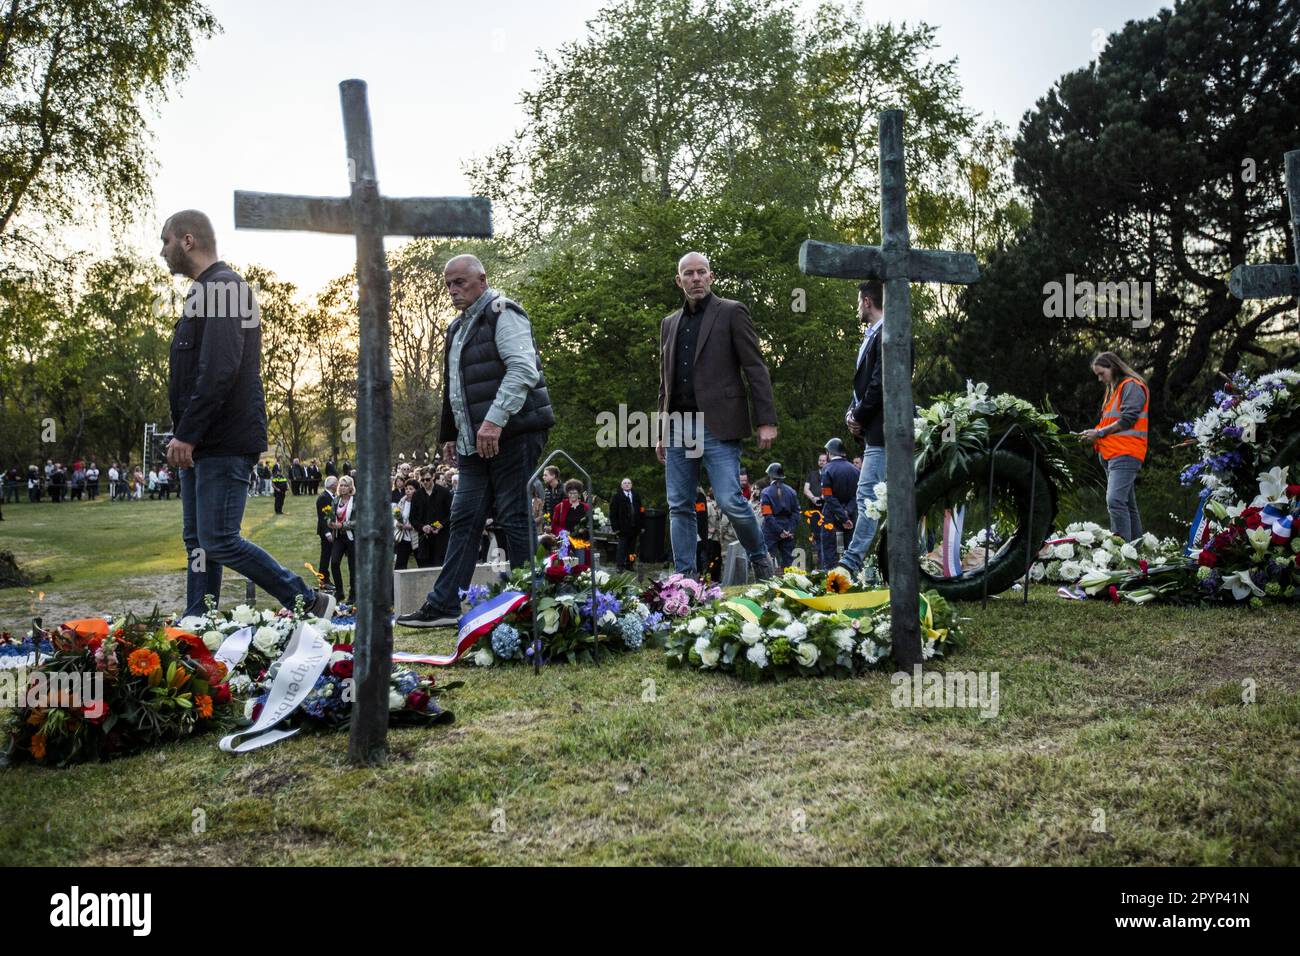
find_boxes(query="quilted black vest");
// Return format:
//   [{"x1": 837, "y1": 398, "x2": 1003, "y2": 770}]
[{"x1": 448, "y1": 294, "x2": 555, "y2": 440}]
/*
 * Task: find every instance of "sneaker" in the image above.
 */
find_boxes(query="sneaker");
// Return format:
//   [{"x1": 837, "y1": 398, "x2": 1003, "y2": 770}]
[
  {"x1": 750, "y1": 553, "x2": 777, "y2": 581},
  {"x1": 396, "y1": 602, "x2": 459, "y2": 629},
  {"x1": 309, "y1": 589, "x2": 337, "y2": 621}
]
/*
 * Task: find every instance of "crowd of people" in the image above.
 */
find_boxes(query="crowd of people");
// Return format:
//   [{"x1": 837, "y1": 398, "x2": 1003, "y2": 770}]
[
  {"x1": 2, "y1": 460, "x2": 176, "y2": 506},
  {"x1": 132, "y1": 209, "x2": 1145, "y2": 627}
]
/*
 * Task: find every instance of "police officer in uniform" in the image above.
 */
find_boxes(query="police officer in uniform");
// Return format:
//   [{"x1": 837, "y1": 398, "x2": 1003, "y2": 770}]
[
  {"x1": 819, "y1": 438, "x2": 859, "y2": 569},
  {"x1": 760, "y1": 462, "x2": 799, "y2": 570}
]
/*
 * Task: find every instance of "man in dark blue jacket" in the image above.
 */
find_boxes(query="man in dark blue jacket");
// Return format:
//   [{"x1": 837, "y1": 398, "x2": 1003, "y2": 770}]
[
  {"x1": 162, "y1": 209, "x2": 335, "y2": 622},
  {"x1": 835, "y1": 281, "x2": 890, "y2": 582},
  {"x1": 760, "y1": 462, "x2": 799, "y2": 569},
  {"x1": 819, "y1": 438, "x2": 859, "y2": 568}
]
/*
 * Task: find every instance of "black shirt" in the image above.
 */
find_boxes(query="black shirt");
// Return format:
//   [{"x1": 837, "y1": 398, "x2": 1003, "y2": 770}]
[{"x1": 671, "y1": 292, "x2": 713, "y2": 412}]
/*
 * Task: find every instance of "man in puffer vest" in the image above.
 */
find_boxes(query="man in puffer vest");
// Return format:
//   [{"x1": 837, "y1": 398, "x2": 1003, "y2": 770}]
[{"x1": 398, "y1": 254, "x2": 555, "y2": 628}]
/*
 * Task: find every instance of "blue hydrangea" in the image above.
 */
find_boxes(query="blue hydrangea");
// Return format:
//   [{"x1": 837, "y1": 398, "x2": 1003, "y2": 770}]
[
  {"x1": 617, "y1": 614, "x2": 645, "y2": 650},
  {"x1": 581, "y1": 589, "x2": 621, "y2": 624},
  {"x1": 491, "y1": 623, "x2": 521, "y2": 660}
]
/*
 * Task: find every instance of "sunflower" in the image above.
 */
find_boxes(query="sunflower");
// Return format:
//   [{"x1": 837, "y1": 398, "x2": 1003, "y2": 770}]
[
  {"x1": 128, "y1": 648, "x2": 161, "y2": 677},
  {"x1": 194, "y1": 694, "x2": 213, "y2": 719},
  {"x1": 825, "y1": 569, "x2": 852, "y2": 594}
]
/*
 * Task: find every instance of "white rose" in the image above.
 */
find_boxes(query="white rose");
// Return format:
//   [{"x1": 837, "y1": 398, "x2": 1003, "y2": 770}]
[
  {"x1": 231, "y1": 605, "x2": 257, "y2": 626},
  {"x1": 202, "y1": 629, "x2": 225, "y2": 651},
  {"x1": 795, "y1": 642, "x2": 819, "y2": 667},
  {"x1": 229, "y1": 674, "x2": 252, "y2": 695},
  {"x1": 687, "y1": 616, "x2": 707, "y2": 635},
  {"x1": 1058, "y1": 560, "x2": 1082, "y2": 582},
  {"x1": 388, "y1": 689, "x2": 406, "y2": 709},
  {"x1": 745, "y1": 644, "x2": 769, "y2": 668},
  {"x1": 252, "y1": 626, "x2": 280, "y2": 656},
  {"x1": 1093, "y1": 550, "x2": 1112, "y2": 568},
  {"x1": 1120, "y1": 543, "x2": 1139, "y2": 561},
  {"x1": 262, "y1": 608, "x2": 278, "y2": 624},
  {"x1": 782, "y1": 622, "x2": 808, "y2": 641},
  {"x1": 1074, "y1": 530, "x2": 1095, "y2": 546},
  {"x1": 1029, "y1": 562, "x2": 1046, "y2": 582},
  {"x1": 1053, "y1": 543, "x2": 1075, "y2": 560},
  {"x1": 740, "y1": 622, "x2": 763, "y2": 645},
  {"x1": 699, "y1": 645, "x2": 720, "y2": 668},
  {"x1": 473, "y1": 647, "x2": 494, "y2": 667},
  {"x1": 833, "y1": 628, "x2": 856, "y2": 651},
  {"x1": 600, "y1": 610, "x2": 618, "y2": 627},
  {"x1": 1141, "y1": 532, "x2": 1159, "y2": 551},
  {"x1": 595, "y1": 570, "x2": 611, "y2": 586}
]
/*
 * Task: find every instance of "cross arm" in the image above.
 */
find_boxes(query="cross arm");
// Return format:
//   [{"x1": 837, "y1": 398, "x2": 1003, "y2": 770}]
[
  {"x1": 234, "y1": 191, "x2": 493, "y2": 238},
  {"x1": 799, "y1": 239, "x2": 979, "y2": 284},
  {"x1": 1229, "y1": 264, "x2": 1300, "y2": 300}
]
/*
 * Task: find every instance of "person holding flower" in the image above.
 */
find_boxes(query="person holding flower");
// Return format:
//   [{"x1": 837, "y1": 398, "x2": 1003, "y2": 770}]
[
  {"x1": 394, "y1": 478, "x2": 421, "y2": 570},
  {"x1": 1081, "y1": 351, "x2": 1149, "y2": 541},
  {"x1": 329, "y1": 475, "x2": 358, "y2": 604}
]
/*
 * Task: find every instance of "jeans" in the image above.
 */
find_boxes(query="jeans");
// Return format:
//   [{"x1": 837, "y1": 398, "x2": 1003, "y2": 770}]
[
  {"x1": 837, "y1": 444, "x2": 886, "y2": 576},
  {"x1": 180, "y1": 453, "x2": 316, "y2": 618},
  {"x1": 1105, "y1": 454, "x2": 1143, "y2": 541},
  {"x1": 665, "y1": 418, "x2": 765, "y2": 574},
  {"x1": 422, "y1": 430, "x2": 546, "y2": 615}
]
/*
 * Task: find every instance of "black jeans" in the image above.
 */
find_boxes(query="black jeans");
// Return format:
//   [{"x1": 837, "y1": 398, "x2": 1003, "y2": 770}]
[
  {"x1": 422, "y1": 430, "x2": 546, "y2": 615},
  {"x1": 330, "y1": 534, "x2": 356, "y2": 601}
]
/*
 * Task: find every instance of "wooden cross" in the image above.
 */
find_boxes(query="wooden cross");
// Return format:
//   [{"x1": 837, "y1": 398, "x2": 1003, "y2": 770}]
[
  {"x1": 1229, "y1": 148, "x2": 1300, "y2": 301},
  {"x1": 798, "y1": 109, "x2": 979, "y2": 666},
  {"x1": 233, "y1": 79, "x2": 492, "y2": 765}
]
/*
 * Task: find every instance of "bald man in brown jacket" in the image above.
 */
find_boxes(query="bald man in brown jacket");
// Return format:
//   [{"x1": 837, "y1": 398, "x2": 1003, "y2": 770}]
[{"x1": 655, "y1": 251, "x2": 778, "y2": 581}]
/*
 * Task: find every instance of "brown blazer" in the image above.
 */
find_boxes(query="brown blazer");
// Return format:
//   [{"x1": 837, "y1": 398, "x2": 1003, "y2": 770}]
[{"x1": 658, "y1": 295, "x2": 777, "y2": 442}]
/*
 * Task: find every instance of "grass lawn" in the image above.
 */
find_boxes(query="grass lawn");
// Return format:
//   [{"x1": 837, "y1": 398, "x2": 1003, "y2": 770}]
[{"x1": 1, "y1": 494, "x2": 1298, "y2": 865}]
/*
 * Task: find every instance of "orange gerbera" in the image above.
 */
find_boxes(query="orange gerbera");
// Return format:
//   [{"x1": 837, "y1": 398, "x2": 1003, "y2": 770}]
[
  {"x1": 31, "y1": 733, "x2": 46, "y2": 760},
  {"x1": 194, "y1": 694, "x2": 213, "y2": 719},
  {"x1": 128, "y1": 648, "x2": 161, "y2": 676}
]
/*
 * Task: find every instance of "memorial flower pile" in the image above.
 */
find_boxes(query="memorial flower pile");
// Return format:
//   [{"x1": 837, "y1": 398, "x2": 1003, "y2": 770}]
[
  {"x1": 664, "y1": 569, "x2": 963, "y2": 682},
  {"x1": 1030, "y1": 522, "x2": 1183, "y2": 584},
  {"x1": 465, "y1": 532, "x2": 665, "y2": 666},
  {"x1": 2, "y1": 613, "x2": 236, "y2": 767},
  {"x1": 177, "y1": 599, "x2": 311, "y2": 684},
  {"x1": 1175, "y1": 367, "x2": 1300, "y2": 500},
  {"x1": 1073, "y1": 468, "x2": 1300, "y2": 606},
  {"x1": 241, "y1": 642, "x2": 453, "y2": 730}
]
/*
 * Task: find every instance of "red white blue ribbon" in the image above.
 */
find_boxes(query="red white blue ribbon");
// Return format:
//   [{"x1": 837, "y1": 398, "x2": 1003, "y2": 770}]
[
  {"x1": 392, "y1": 590, "x2": 529, "y2": 666},
  {"x1": 941, "y1": 507, "x2": 965, "y2": 578}
]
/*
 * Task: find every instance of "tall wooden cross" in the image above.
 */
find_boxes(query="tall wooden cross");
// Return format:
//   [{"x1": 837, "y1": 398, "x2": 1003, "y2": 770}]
[
  {"x1": 234, "y1": 79, "x2": 492, "y2": 765},
  {"x1": 1229, "y1": 148, "x2": 1300, "y2": 301},
  {"x1": 798, "y1": 109, "x2": 979, "y2": 666}
]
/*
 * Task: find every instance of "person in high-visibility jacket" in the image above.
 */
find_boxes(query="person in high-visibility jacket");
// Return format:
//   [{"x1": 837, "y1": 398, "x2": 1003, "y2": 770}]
[{"x1": 1082, "y1": 351, "x2": 1149, "y2": 541}]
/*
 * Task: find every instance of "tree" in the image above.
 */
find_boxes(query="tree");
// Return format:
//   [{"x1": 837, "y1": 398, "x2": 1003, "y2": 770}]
[
  {"x1": 469, "y1": 0, "x2": 997, "y2": 495},
  {"x1": 245, "y1": 264, "x2": 316, "y2": 460},
  {"x1": 0, "y1": 0, "x2": 219, "y2": 260},
  {"x1": 956, "y1": 0, "x2": 1300, "y2": 432}
]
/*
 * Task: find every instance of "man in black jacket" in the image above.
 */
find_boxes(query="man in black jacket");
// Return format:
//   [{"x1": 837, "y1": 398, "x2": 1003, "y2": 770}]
[
  {"x1": 835, "y1": 280, "x2": 889, "y2": 581},
  {"x1": 609, "y1": 477, "x2": 644, "y2": 571},
  {"x1": 315, "y1": 475, "x2": 337, "y2": 588},
  {"x1": 398, "y1": 254, "x2": 554, "y2": 628},
  {"x1": 162, "y1": 209, "x2": 334, "y2": 622}
]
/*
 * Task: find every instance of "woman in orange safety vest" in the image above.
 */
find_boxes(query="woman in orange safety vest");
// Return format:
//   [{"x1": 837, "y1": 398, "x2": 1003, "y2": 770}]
[{"x1": 1082, "y1": 352, "x2": 1149, "y2": 542}]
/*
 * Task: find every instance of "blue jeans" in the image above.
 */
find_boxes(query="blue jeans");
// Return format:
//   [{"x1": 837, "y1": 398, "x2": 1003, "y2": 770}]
[
  {"x1": 1104, "y1": 454, "x2": 1143, "y2": 541},
  {"x1": 422, "y1": 431, "x2": 546, "y2": 616},
  {"x1": 180, "y1": 453, "x2": 316, "y2": 618},
  {"x1": 665, "y1": 418, "x2": 765, "y2": 574},
  {"x1": 838, "y1": 444, "x2": 886, "y2": 575}
]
